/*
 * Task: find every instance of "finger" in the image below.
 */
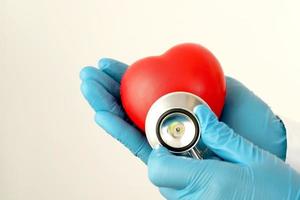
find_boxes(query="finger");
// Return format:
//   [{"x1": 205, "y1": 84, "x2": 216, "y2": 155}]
[
  {"x1": 148, "y1": 147, "x2": 210, "y2": 189},
  {"x1": 98, "y1": 58, "x2": 128, "y2": 83},
  {"x1": 95, "y1": 111, "x2": 152, "y2": 164},
  {"x1": 195, "y1": 104, "x2": 265, "y2": 164},
  {"x1": 81, "y1": 80, "x2": 124, "y2": 118},
  {"x1": 221, "y1": 77, "x2": 286, "y2": 160},
  {"x1": 80, "y1": 66, "x2": 120, "y2": 99}
]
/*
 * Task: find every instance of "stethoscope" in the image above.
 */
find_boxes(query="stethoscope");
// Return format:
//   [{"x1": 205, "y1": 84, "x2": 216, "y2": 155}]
[{"x1": 145, "y1": 92, "x2": 208, "y2": 159}]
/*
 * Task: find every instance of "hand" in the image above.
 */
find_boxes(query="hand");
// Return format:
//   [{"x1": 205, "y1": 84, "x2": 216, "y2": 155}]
[
  {"x1": 221, "y1": 77, "x2": 287, "y2": 160},
  {"x1": 80, "y1": 58, "x2": 286, "y2": 163},
  {"x1": 80, "y1": 58, "x2": 151, "y2": 163},
  {"x1": 147, "y1": 105, "x2": 300, "y2": 200}
]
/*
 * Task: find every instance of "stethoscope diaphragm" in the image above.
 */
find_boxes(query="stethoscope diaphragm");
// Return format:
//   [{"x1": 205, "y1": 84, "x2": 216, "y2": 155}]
[{"x1": 145, "y1": 92, "x2": 208, "y2": 159}]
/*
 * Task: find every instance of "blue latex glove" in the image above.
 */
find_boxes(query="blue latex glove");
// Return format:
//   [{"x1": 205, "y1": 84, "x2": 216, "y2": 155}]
[
  {"x1": 147, "y1": 105, "x2": 300, "y2": 200},
  {"x1": 80, "y1": 58, "x2": 286, "y2": 164}
]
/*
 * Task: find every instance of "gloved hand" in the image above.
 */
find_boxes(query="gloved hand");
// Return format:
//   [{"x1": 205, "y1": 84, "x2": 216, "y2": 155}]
[
  {"x1": 80, "y1": 58, "x2": 286, "y2": 164},
  {"x1": 80, "y1": 59, "x2": 152, "y2": 163},
  {"x1": 147, "y1": 105, "x2": 300, "y2": 200}
]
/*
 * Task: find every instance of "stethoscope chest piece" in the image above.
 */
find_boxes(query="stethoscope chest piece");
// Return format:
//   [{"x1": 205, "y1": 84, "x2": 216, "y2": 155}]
[{"x1": 145, "y1": 92, "x2": 208, "y2": 159}]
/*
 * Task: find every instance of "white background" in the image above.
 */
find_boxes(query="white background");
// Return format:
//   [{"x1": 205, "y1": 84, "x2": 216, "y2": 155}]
[{"x1": 1, "y1": 0, "x2": 300, "y2": 199}]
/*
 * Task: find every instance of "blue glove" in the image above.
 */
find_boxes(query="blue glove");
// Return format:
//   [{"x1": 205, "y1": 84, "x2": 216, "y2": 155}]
[
  {"x1": 80, "y1": 59, "x2": 152, "y2": 163},
  {"x1": 147, "y1": 105, "x2": 300, "y2": 200},
  {"x1": 80, "y1": 58, "x2": 286, "y2": 164}
]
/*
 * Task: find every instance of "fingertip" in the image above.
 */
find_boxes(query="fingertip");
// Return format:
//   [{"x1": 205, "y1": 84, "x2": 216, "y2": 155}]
[
  {"x1": 97, "y1": 58, "x2": 128, "y2": 83},
  {"x1": 194, "y1": 104, "x2": 226, "y2": 148},
  {"x1": 80, "y1": 66, "x2": 98, "y2": 80},
  {"x1": 80, "y1": 80, "x2": 90, "y2": 96},
  {"x1": 81, "y1": 80, "x2": 122, "y2": 115},
  {"x1": 98, "y1": 57, "x2": 126, "y2": 71},
  {"x1": 194, "y1": 104, "x2": 211, "y2": 116},
  {"x1": 80, "y1": 80, "x2": 100, "y2": 109},
  {"x1": 194, "y1": 104, "x2": 217, "y2": 126},
  {"x1": 98, "y1": 58, "x2": 112, "y2": 70}
]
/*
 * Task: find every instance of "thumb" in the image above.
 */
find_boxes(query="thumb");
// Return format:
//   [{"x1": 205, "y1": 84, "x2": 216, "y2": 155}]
[
  {"x1": 147, "y1": 147, "x2": 209, "y2": 189},
  {"x1": 194, "y1": 105, "x2": 265, "y2": 164}
]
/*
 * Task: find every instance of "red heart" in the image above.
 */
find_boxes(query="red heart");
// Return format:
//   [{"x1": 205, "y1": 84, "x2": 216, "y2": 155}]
[{"x1": 121, "y1": 43, "x2": 226, "y2": 132}]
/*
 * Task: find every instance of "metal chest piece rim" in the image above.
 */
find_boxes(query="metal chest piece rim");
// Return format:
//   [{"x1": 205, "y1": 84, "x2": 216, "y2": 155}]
[{"x1": 145, "y1": 91, "x2": 208, "y2": 158}]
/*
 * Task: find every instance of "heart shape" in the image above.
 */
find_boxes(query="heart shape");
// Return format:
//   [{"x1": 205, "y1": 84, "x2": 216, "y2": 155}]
[{"x1": 121, "y1": 43, "x2": 226, "y2": 131}]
